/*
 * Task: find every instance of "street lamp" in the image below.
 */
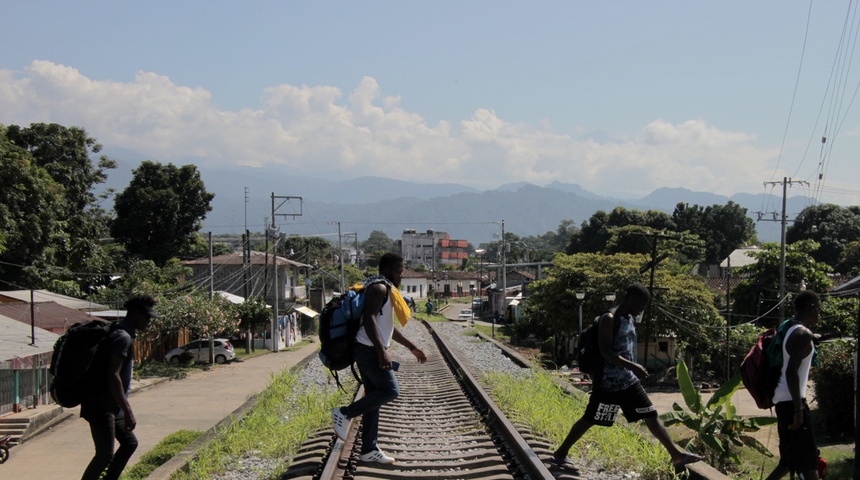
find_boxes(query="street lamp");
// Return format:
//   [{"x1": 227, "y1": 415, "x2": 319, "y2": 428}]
[
  {"x1": 574, "y1": 290, "x2": 586, "y2": 364},
  {"x1": 576, "y1": 290, "x2": 586, "y2": 338},
  {"x1": 475, "y1": 248, "x2": 485, "y2": 301}
]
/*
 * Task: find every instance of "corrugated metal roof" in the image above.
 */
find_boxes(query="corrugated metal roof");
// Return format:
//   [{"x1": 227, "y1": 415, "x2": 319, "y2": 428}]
[
  {"x1": 182, "y1": 251, "x2": 311, "y2": 268},
  {"x1": 213, "y1": 291, "x2": 271, "y2": 308},
  {"x1": 832, "y1": 275, "x2": 860, "y2": 294},
  {"x1": 0, "y1": 289, "x2": 107, "y2": 311},
  {"x1": 719, "y1": 247, "x2": 762, "y2": 269},
  {"x1": 293, "y1": 306, "x2": 319, "y2": 317},
  {"x1": 0, "y1": 315, "x2": 59, "y2": 365},
  {"x1": 0, "y1": 301, "x2": 97, "y2": 332}
]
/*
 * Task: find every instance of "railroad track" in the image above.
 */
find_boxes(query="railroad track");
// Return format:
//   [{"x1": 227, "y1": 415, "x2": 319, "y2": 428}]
[{"x1": 283, "y1": 320, "x2": 578, "y2": 480}]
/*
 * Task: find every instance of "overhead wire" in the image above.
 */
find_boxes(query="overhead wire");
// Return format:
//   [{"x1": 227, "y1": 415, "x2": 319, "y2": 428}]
[
  {"x1": 774, "y1": 0, "x2": 815, "y2": 185},
  {"x1": 809, "y1": 1, "x2": 860, "y2": 204}
]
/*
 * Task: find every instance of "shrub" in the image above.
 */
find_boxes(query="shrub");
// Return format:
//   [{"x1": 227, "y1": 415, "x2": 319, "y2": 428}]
[
  {"x1": 660, "y1": 361, "x2": 776, "y2": 471},
  {"x1": 811, "y1": 338, "x2": 855, "y2": 437}
]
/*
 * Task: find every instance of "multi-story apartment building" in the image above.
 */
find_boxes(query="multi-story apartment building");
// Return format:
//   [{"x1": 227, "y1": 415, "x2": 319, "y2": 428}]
[{"x1": 400, "y1": 229, "x2": 469, "y2": 269}]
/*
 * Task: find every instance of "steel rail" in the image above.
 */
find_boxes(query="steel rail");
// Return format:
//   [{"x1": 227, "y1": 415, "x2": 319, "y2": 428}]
[{"x1": 295, "y1": 319, "x2": 554, "y2": 480}]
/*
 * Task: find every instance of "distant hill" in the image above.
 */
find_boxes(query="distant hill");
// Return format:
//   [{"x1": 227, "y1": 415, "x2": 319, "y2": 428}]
[
  {"x1": 98, "y1": 155, "x2": 817, "y2": 245},
  {"x1": 202, "y1": 175, "x2": 813, "y2": 245}
]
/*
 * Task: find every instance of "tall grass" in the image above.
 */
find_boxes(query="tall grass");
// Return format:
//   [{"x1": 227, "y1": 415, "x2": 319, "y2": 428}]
[
  {"x1": 484, "y1": 370, "x2": 679, "y2": 479},
  {"x1": 120, "y1": 430, "x2": 201, "y2": 480},
  {"x1": 469, "y1": 323, "x2": 512, "y2": 343},
  {"x1": 176, "y1": 370, "x2": 351, "y2": 479}
]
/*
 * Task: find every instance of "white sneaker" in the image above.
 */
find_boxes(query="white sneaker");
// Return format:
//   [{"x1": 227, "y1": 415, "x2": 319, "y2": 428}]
[
  {"x1": 359, "y1": 449, "x2": 396, "y2": 464},
  {"x1": 331, "y1": 408, "x2": 349, "y2": 440}
]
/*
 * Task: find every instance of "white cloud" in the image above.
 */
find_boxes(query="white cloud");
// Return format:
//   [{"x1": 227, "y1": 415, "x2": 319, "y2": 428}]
[{"x1": 0, "y1": 61, "x2": 782, "y2": 196}]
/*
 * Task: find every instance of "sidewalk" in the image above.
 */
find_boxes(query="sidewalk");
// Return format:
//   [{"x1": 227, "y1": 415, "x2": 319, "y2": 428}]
[{"x1": 0, "y1": 341, "x2": 319, "y2": 479}]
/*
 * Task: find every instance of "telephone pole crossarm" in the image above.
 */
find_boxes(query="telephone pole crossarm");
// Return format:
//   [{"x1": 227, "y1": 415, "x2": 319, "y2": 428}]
[{"x1": 759, "y1": 178, "x2": 809, "y2": 321}]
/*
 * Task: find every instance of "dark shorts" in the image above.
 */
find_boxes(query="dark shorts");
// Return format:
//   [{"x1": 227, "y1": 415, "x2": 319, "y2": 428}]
[
  {"x1": 583, "y1": 382, "x2": 657, "y2": 427},
  {"x1": 775, "y1": 401, "x2": 818, "y2": 473}
]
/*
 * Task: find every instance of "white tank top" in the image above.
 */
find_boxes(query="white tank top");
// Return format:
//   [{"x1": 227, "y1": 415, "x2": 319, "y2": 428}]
[
  {"x1": 355, "y1": 295, "x2": 394, "y2": 349},
  {"x1": 772, "y1": 324, "x2": 814, "y2": 404}
]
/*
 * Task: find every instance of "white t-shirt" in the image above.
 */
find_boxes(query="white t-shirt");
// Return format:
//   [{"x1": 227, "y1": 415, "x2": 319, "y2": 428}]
[{"x1": 355, "y1": 295, "x2": 395, "y2": 349}]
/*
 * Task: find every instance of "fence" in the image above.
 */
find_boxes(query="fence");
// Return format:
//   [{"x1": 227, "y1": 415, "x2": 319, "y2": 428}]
[
  {"x1": 0, "y1": 353, "x2": 54, "y2": 415},
  {"x1": 0, "y1": 328, "x2": 191, "y2": 415}
]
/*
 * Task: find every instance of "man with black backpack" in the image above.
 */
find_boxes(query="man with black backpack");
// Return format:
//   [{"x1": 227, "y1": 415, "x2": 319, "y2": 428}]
[
  {"x1": 331, "y1": 253, "x2": 427, "y2": 464},
  {"x1": 81, "y1": 294, "x2": 158, "y2": 480},
  {"x1": 551, "y1": 284, "x2": 703, "y2": 472},
  {"x1": 765, "y1": 290, "x2": 821, "y2": 480}
]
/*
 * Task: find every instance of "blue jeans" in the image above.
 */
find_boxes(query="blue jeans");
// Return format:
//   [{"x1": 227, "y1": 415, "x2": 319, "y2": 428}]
[{"x1": 342, "y1": 344, "x2": 400, "y2": 454}]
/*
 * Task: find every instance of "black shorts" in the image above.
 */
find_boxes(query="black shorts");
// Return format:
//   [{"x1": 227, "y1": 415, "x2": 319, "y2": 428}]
[
  {"x1": 775, "y1": 401, "x2": 818, "y2": 473},
  {"x1": 583, "y1": 382, "x2": 657, "y2": 427}
]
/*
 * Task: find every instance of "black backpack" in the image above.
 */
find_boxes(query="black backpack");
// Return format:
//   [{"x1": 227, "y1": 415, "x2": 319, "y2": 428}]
[
  {"x1": 576, "y1": 312, "x2": 619, "y2": 379},
  {"x1": 49, "y1": 320, "x2": 114, "y2": 408}
]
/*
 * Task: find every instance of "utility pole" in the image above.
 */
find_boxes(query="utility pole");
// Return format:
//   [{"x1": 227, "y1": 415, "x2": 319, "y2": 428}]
[
  {"x1": 208, "y1": 232, "x2": 215, "y2": 364},
  {"x1": 854, "y1": 291, "x2": 860, "y2": 480},
  {"x1": 725, "y1": 255, "x2": 731, "y2": 383},
  {"x1": 636, "y1": 231, "x2": 675, "y2": 369},
  {"x1": 30, "y1": 289, "x2": 35, "y2": 346},
  {"x1": 242, "y1": 230, "x2": 251, "y2": 353},
  {"x1": 759, "y1": 177, "x2": 808, "y2": 322},
  {"x1": 337, "y1": 221, "x2": 344, "y2": 293},
  {"x1": 269, "y1": 193, "x2": 303, "y2": 353},
  {"x1": 501, "y1": 220, "x2": 506, "y2": 323}
]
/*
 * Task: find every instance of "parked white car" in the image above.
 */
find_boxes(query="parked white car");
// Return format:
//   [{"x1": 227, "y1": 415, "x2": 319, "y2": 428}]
[
  {"x1": 165, "y1": 339, "x2": 235, "y2": 364},
  {"x1": 457, "y1": 309, "x2": 473, "y2": 321}
]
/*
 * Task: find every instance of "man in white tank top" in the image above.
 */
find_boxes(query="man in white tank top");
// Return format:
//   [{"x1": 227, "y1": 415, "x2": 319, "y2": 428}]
[
  {"x1": 766, "y1": 290, "x2": 821, "y2": 480},
  {"x1": 331, "y1": 253, "x2": 428, "y2": 464}
]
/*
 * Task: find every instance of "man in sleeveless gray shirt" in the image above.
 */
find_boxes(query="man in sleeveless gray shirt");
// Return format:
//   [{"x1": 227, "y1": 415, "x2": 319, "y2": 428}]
[{"x1": 552, "y1": 283, "x2": 702, "y2": 472}]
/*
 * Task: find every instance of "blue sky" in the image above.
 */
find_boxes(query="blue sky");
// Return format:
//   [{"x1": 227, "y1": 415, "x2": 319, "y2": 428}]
[{"x1": 2, "y1": 1, "x2": 860, "y2": 206}]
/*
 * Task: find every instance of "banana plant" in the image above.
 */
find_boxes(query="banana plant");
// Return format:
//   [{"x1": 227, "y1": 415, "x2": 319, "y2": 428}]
[{"x1": 660, "y1": 360, "x2": 778, "y2": 467}]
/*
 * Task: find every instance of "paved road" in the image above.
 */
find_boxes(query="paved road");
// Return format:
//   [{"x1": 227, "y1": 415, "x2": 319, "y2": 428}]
[{"x1": 2, "y1": 342, "x2": 318, "y2": 479}]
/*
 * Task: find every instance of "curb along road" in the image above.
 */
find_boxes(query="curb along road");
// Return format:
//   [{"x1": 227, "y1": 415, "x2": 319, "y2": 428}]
[{"x1": 0, "y1": 341, "x2": 319, "y2": 480}]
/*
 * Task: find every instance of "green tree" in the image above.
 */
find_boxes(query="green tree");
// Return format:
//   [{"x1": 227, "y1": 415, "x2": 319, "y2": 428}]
[
  {"x1": 567, "y1": 207, "x2": 676, "y2": 254},
  {"x1": 730, "y1": 240, "x2": 833, "y2": 327},
  {"x1": 841, "y1": 240, "x2": 860, "y2": 276},
  {"x1": 811, "y1": 339, "x2": 856, "y2": 437},
  {"x1": 671, "y1": 202, "x2": 704, "y2": 234},
  {"x1": 0, "y1": 133, "x2": 61, "y2": 286},
  {"x1": 672, "y1": 202, "x2": 756, "y2": 264},
  {"x1": 111, "y1": 161, "x2": 214, "y2": 266},
  {"x1": 361, "y1": 230, "x2": 396, "y2": 267},
  {"x1": 567, "y1": 210, "x2": 610, "y2": 253},
  {"x1": 526, "y1": 252, "x2": 724, "y2": 371},
  {"x1": 700, "y1": 202, "x2": 757, "y2": 264},
  {"x1": 519, "y1": 220, "x2": 579, "y2": 262},
  {"x1": 153, "y1": 293, "x2": 240, "y2": 340},
  {"x1": 281, "y1": 235, "x2": 335, "y2": 266},
  {"x1": 179, "y1": 233, "x2": 233, "y2": 260},
  {"x1": 1, "y1": 123, "x2": 116, "y2": 291},
  {"x1": 786, "y1": 203, "x2": 860, "y2": 272},
  {"x1": 232, "y1": 295, "x2": 272, "y2": 332},
  {"x1": 90, "y1": 258, "x2": 193, "y2": 308}
]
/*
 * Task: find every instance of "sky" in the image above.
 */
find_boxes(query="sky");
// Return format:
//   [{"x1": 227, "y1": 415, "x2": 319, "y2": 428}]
[{"x1": 2, "y1": 1, "x2": 860, "y2": 208}]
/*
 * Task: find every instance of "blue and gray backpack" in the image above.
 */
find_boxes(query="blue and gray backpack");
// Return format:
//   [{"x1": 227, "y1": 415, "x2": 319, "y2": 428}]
[{"x1": 318, "y1": 277, "x2": 389, "y2": 388}]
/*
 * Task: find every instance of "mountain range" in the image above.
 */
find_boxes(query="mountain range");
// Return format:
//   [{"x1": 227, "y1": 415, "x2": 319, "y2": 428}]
[{"x1": 194, "y1": 168, "x2": 813, "y2": 245}]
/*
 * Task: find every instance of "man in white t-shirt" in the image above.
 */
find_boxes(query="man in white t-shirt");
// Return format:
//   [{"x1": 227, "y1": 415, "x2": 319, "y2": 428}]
[
  {"x1": 331, "y1": 252, "x2": 428, "y2": 464},
  {"x1": 766, "y1": 290, "x2": 821, "y2": 480}
]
